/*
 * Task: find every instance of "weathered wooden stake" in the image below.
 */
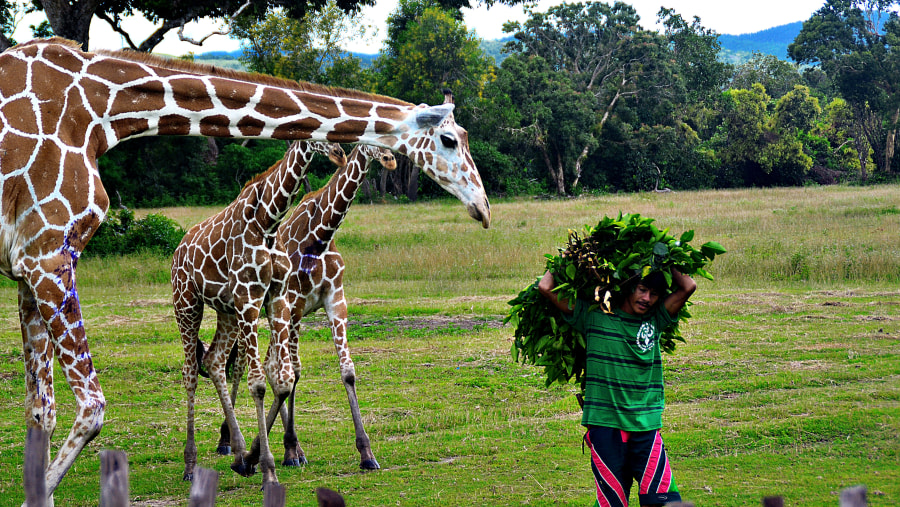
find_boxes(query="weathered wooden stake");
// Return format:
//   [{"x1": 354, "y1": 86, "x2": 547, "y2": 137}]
[
  {"x1": 99, "y1": 450, "x2": 129, "y2": 507},
  {"x1": 23, "y1": 428, "x2": 49, "y2": 507},
  {"x1": 316, "y1": 487, "x2": 346, "y2": 507},
  {"x1": 188, "y1": 467, "x2": 219, "y2": 507},
  {"x1": 263, "y1": 482, "x2": 286, "y2": 507},
  {"x1": 840, "y1": 485, "x2": 867, "y2": 507}
]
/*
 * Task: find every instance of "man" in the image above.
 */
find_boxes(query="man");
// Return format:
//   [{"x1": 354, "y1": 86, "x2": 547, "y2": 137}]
[{"x1": 538, "y1": 268, "x2": 696, "y2": 507}]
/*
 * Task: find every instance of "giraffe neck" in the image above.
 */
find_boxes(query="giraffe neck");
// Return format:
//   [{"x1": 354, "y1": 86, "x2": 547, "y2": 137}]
[
  {"x1": 8, "y1": 40, "x2": 415, "y2": 158},
  {"x1": 241, "y1": 142, "x2": 332, "y2": 236},
  {"x1": 301, "y1": 145, "x2": 380, "y2": 246}
]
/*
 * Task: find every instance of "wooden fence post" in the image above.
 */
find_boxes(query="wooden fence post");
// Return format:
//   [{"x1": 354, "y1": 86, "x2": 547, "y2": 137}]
[
  {"x1": 99, "y1": 450, "x2": 129, "y2": 507},
  {"x1": 316, "y1": 488, "x2": 346, "y2": 507},
  {"x1": 24, "y1": 427, "x2": 49, "y2": 507},
  {"x1": 188, "y1": 467, "x2": 219, "y2": 507},
  {"x1": 840, "y1": 485, "x2": 867, "y2": 507},
  {"x1": 263, "y1": 482, "x2": 286, "y2": 507}
]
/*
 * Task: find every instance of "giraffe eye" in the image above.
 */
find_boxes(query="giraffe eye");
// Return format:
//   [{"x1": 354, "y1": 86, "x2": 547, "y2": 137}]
[{"x1": 440, "y1": 133, "x2": 457, "y2": 149}]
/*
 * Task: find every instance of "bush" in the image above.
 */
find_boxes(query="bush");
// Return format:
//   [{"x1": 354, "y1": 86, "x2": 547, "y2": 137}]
[{"x1": 84, "y1": 208, "x2": 186, "y2": 258}]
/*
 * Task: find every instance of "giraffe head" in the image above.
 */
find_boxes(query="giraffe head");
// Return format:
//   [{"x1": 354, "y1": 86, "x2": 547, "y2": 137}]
[
  {"x1": 382, "y1": 91, "x2": 491, "y2": 229},
  {"x1": 324, "y1": 143, "x2": 348, "y2": 167},
  {"x1": 377, "y1": 149, "x2": 397, "y2": 171}
]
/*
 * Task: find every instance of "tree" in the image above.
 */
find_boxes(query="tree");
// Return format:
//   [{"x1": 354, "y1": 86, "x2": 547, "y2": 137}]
[
  {"x1": 731, "y1": 52, "x2": 804, "y2": 99},
  {"x1": 235, "y1": 2, "x2": 372, "y2": 89},
  {"x1": 658, "y1": 8, "x2": 731, "y2": 105},
  {"x1": 501, "y1": 1, "x2": 667, "y2": 195},
  {"x1": 488, "y1": 53, "x2": 597, "y2": 195},
  {"x1": 21, "y1": 0, "x2": 374, "y2": 51},
  {"x1": 716, "y1": 83, "x2": 813, "y2": 187},
  {"x1": 789, "y1": 0, "x2": 900, "y2": 175},
  {"x1": 374, "y1": 0, "x2": 494, "y2": 200}
]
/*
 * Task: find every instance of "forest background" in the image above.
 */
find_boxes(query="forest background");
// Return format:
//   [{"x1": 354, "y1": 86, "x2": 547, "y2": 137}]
[{"x1": 3, "y1": 0, "x2": 900, "y2": 206}]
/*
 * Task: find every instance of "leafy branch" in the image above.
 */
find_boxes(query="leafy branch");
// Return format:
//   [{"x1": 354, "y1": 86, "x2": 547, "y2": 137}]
[{"x1": 504, "y1": 213, "x2": 726, "y2": 392}]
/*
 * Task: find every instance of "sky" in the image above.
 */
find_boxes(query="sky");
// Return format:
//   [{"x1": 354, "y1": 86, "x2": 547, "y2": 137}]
[{"x1": 10, "y1": 0, "x2": 829, "y2": 56}]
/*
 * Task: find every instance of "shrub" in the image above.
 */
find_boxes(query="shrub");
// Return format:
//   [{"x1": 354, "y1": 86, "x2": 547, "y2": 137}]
[{"x1": 84, "y1": 208, "x2": 186, "y2": 258}]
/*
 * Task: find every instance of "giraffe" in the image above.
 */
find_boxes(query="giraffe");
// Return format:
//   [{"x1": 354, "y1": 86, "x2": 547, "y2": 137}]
[
  {"x1": 0, "y1": 37, "x2": 490, "y2": 498},
  {"x1": 171, "y1": 141, "x2": 346, "y2": 484},
  {"x1": 216, "y1": 144, "x2": 399, "y2": 471}
]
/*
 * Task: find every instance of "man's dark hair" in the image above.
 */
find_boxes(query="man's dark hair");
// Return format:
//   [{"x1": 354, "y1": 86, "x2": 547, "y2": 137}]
[{"x1": 639, "y1": 271, "x2": 669, "y2": 293}]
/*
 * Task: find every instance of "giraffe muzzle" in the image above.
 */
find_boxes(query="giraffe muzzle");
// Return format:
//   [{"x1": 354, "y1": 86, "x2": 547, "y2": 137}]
[{"x1": 467, "y1": 197, "x2": 491, "y2": 229}]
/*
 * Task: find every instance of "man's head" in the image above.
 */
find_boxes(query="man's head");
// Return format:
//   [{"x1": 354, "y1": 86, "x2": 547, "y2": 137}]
[{"x1": 620, "y1": 271, "x2": 668, "y2": 316}]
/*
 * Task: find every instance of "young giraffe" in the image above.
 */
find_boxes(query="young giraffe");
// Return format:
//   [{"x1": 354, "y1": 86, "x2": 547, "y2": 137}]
[
  {"x1": 218, "y1": 144, "x2": 398, "y2": 470},
  {"x1": 0, "y1": 37, "x2": 490, "y2": 498},
  {"x1": 170, "y1": 141, "x2": 346, "y2": 484}
]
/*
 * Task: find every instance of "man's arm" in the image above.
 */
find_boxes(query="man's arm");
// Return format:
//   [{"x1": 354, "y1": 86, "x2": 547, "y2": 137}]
[
  {"x1": 663, "y1": 268, "x2": 697, "y2": 317},
  {"x1": 538, "y1": 270, "x2": 574, "y2": 315}
]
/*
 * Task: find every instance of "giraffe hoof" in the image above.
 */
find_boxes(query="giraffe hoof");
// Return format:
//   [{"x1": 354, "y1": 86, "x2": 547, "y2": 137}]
[
  {"x1": 183, "y1": 472, "x2": 194, "y2": 482},
  {"x1": 231, "y1": 456, "x2": 257, "y2": 477},
  {"x1": 217, "y1": 444, "x2": 232, "y2": 456},
  {"x1": 282, "y1": 455, "x2": 308, "y2": 467},
  {"x1": 360, "y1": 458, "x2": 381, "y2": 470}
]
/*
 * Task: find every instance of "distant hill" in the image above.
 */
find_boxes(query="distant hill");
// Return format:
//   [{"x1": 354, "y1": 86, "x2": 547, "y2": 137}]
[
  {"x1": 191, "y1": 21, "x2": 806, "y2": 72},
  {"x1": 717, "y1": 21, "x2": 803, "y2": 64}
]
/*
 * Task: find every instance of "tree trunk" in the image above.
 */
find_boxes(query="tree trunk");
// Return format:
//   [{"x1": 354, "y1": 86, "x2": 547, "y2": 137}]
[
  {"x1": 884, "y1": 107, "x2": 900, "y2": 173},
  {"x1": 405, "y1": 158, "x2": 420, "y2": 201},
  {"x1": 539, "y1": 145, "x2": 565, "y2": 195},
  {"x1": 40, "y1": 0, "x2": 102, "y2": 49},
  {"x1": 203, "y1": 138, "x2": 220, "y2": 165},
  {"x1": 571, "y1": 143, "x2": 591, "y2": 190},
  {"x1": 555, "y1": 151, "x2": 566, "y2": 195}
]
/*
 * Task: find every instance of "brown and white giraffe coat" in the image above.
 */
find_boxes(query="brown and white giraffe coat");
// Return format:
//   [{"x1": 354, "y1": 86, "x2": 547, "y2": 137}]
[
  {"x1": 0, "y1": 37, "x2": 489, "y2": 499},
  {"x1": 171, "y1": 141, "x2": 346, "y2": 484}
]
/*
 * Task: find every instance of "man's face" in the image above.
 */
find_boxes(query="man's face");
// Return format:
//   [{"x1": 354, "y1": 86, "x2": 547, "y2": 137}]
[{"x1": 621, "y1": 283, "x2": 660, "y2": 316}]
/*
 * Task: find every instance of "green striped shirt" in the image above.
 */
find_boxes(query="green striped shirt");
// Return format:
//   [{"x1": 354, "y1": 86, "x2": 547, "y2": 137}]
[{"x1": 566, "y1": 299, "x2": 676, "y2": 431}]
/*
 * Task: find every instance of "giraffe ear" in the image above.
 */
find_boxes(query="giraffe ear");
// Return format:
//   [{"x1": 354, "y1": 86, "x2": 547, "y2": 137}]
[{"x1": 415, "y1": 104, "x2": 455, "y2": 128}]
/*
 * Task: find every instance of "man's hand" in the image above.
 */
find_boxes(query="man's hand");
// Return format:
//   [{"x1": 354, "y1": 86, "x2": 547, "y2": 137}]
[{"x1": 538, "y1": 271, "x2": 575, "y2": 315}]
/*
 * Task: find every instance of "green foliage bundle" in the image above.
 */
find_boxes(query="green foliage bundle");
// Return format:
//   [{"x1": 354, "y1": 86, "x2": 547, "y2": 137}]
[
  {"x1": 85, "y1": 208, "x2": 186, "y2": 258},
  {"x1": 505, "y1": 213, "x2": 726, "y2": 391}
]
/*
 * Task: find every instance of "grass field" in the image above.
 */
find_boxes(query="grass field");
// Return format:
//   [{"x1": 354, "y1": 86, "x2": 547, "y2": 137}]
[{"x1": 0, "y1": 185, "x2": 897, "y2": 506}]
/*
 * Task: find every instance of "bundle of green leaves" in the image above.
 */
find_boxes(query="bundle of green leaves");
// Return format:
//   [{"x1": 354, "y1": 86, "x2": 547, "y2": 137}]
[{"x1": 505, "y1": 213, "x2": 725, "y2": 391}]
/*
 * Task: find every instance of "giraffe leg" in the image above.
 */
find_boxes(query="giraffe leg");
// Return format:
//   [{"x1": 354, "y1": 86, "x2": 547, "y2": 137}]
[
  {"x1": 326, "y1": 268, "x2": 379, "y2": 470},
  {"x1": 172, "y1": 290, "x2": 204, "y2": 482},
  {"x1": 21, "y1": 262, "x2": 107, "y2": 497},
  {"x1": 244, "y1": 291, "x2": 295, "y2": 471},
  {"x1": 231, "y1": 305, "x2": 279, "y2": 485},
  {"x1": 216, "y1": 340, "x2": 245, "y2": 456},
  {"x1": 280, "y1": 298, "x2": 306, "y2": 467},
  {"x1": 19, "y1": 281, "x2": 57, "y2": 503},
  {"x1": 205, "y1": 315, "x2": 248, "y2": 462}
]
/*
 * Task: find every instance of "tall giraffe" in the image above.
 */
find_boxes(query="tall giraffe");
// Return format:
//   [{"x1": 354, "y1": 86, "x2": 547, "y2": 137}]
[
  {"x1": 217, "y1": 144, "x2": 399, "y2": 471},
  {"x1": 171, "y1": 141, "x2": 346, "y2": 484},
  {"x1": 0, "y1": 37, "x2": 490, "y2": 498}
]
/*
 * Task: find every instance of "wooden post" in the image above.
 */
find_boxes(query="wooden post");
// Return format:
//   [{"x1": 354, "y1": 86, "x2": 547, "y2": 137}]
[
  {"x1": 840, "y1": 485, "x2": 867, "y2": 507},
  {"x1": 188, "y1": 467, "x2": 219, "y2": 507},
  {"x1": 263, "y1": 482, "x2": 286, "y2": 507},
  {"x1": 316, "y1": 488, "x2": 346, "y2": 507},
  {"x1": 24, "y1": 428, "x2": 49, "y2": 507},
  {"x1": 99, "y1": 450, "x2": 129, "y2": 507}
]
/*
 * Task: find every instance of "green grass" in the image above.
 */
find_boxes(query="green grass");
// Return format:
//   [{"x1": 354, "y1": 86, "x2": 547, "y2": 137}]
[{"x1": 0, "y1": 185, "x2": 898, "y2": 505}]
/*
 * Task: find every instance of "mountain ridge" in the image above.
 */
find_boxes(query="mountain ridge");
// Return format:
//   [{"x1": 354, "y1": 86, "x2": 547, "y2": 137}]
[{"x1": 192, "y1": 20, "x2": 804, "y2": 66}]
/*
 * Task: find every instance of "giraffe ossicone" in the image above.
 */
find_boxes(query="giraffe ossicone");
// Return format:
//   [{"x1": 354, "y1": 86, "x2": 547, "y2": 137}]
[{"x1": 0, "y1": 36, "x2": 489, "y2": 498}]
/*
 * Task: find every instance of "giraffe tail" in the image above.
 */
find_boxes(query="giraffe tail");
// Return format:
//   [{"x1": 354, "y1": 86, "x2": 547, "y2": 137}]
[
  {"x1": 224, "y1": 343, "x2": 239, "y2": 381},
  {"x1": 197, "y1": 338, "x2": 210, "y2": 378},
  {"x1": 196, "y1": 339, "x2": 239, "y2": 380}
]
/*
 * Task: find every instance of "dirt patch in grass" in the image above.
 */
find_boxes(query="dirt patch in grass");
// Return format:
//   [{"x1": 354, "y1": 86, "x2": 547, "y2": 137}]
[{"x1": 349, "y1": 315, "x2": 505, "y2": 331}]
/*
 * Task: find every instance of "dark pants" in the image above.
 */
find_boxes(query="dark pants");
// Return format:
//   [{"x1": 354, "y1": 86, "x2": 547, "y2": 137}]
[{"x1": 584, "y1": 426, "x2": 681, "y2": 506}]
